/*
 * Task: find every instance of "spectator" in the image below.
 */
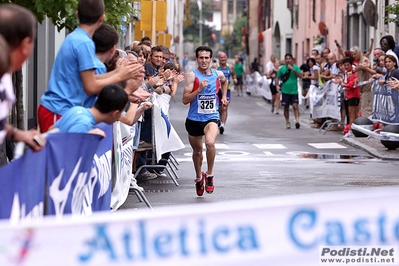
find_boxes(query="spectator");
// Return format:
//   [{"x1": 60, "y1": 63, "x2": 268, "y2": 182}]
[
  {"x1": 340, "y1": 57, "x2": 359, "y2": 138},
  {"x1": 38, "y1": 0, "x2": 141, "y2": 133},
  {"x1": 276, "y1": 53, "x2": 303, "y2": 129},
  {"x1": 352, "y1": 46, "x2": 374, "y2": 118},
  {"x1": 54, "y1": 84, "x2": 128, "y2": 136},
  {"x1": 0, "y1": 4, "x2": 45, "y2": 154},
  {"x1": 250, "y1": 58, "x2": 259, "y2": 73}
]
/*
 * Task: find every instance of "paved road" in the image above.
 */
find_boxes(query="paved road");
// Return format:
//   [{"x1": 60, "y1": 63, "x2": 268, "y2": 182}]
[{"x1": 120, "y1": 81, "x2": 399, "y2": 211}]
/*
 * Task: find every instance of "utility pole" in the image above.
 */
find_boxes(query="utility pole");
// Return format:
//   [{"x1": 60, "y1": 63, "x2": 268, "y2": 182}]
[{"x1": 197, "y1": 0, "x2": 202, "y2": 45}]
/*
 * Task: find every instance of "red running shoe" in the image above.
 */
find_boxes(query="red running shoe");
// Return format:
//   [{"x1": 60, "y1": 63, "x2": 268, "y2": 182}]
[
  {"x1": 205, "y1": 174, "x2": 214, "y2": 194},
  {"x1": 194, "y1": 172, "x2": 205, "y2": 196}
]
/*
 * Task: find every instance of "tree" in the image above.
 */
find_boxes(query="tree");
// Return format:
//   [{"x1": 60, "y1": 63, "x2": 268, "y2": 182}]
[
  {"x1": 0, "y1": 0, "x2": 134, "y2": 32},
  {"x1": 183, "y1": 0, "x2": 216, "y2": 47},
  {"x1": 385, "y1": 1, "x2": 399, "y2": 24},
  {"x1": 222, "y1": 15, "x2": 246, "y2": 58},
  {"x1": 0, "y1": 0, "x2": 134, "y2": 167}
]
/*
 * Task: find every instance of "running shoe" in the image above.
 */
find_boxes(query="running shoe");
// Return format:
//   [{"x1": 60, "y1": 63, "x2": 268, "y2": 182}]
[
  {"x1": 286, "y1": 122, "x2": 291, "y2": 129},
  {"x1": 205, "y1": 175, "x2": 214, "y2": 194},
  {"x1": 219, "y1": 126, "x2": 224, "y2": 135},
  {"x1": 295, "y1": 122, "x2": 300, "y2": 129},
  {"x1": 194, "y1": 172, "x2": 205, "y2": 196},
  {"x1": 271, "y1": 106, "x2": 275, "y2": 113}
]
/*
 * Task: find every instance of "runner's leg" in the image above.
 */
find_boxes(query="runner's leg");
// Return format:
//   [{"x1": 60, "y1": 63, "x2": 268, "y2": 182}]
[
  {"x1": 188, "y1": 134, "x2": 203, "y2": 179},
  {"x1": 204, "y1": 122, "x2": 218, "y2": 175}
]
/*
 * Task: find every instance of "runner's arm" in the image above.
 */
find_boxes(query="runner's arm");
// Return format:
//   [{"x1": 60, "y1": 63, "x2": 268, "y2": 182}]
[
  {"x1": 218, "y1": 70, "x2": 228, "y2": 99},
  {"x1": 182, "y1": 71, "x2": 202, "y2": 105},
  {"x1": 230, "y1": 66, "x2": 237, "y2": 82}
]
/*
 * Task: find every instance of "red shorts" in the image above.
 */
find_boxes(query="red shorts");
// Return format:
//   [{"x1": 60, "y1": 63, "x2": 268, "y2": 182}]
[{"x1": 37, "y1": 105, "x2": 62, "y2": 133}]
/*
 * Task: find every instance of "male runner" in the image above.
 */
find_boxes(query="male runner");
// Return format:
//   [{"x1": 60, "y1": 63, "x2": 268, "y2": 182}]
[
  {"x1": 182, "y1": 46, "x2": 228, "y2": 196},
  {"x1": 217, "y1": 52, "x2": 237, "y2": 134}
]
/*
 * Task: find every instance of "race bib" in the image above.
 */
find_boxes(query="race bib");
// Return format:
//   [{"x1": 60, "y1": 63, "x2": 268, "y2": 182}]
[{"x1": 197, "y1": 94, "x2": 216, "y2": 114}]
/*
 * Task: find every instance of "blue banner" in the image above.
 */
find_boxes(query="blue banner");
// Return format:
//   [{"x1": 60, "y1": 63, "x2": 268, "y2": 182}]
[
  {"x1": 90, "y1": 123, "x2": 113, "y2": 212},
  {"x1": 372, "y1": 83, "x2": 399, "y2": 125},
  {"x1": 0, "y1": 146, "x2": 46, "y2": 221},
  {"x1": 46, "y1": 133, "x2": 102, "y2": 217}
]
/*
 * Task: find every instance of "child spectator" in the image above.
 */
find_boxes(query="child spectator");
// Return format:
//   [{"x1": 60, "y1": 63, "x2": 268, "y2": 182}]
[{"x1": 54, "y1": 84, "x2": 128, "y2": 136}]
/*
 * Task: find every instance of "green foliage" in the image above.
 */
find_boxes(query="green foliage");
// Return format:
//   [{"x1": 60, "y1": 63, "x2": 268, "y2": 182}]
[
  {"x1": 384, "y1": 1, "x2": 399, "y2": 23},
  {"x1": 222, "y1": 15, "x2": 246, "y2": 56},
  {"x1": 183, "y1": 0, "x2": 215, "y2": 46},
  {"x1": 0, "y1": 0, "x2": 134, "y2": 32}
]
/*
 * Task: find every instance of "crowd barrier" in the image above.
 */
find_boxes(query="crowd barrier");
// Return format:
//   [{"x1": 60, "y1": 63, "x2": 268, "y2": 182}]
[
  {"x1": 309, "y1": 80, "x2": 341, "y2": 120},
  {"x1": 371, "y1": 81, "x2": 399, "y2": 125},
  {"x1": 0, "y1": 187, "x2": 398, "y2": 265},
  {"x1": 245, "y1": 71, "x2": 272, "y2": 100},
  {"x1": 0, "y1": 96, "x2": 185, "y2": 222}
]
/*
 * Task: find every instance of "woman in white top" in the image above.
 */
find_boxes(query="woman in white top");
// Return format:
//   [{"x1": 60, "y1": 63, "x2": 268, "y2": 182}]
[{"x1": 302, "y1": 57, "x2": 319, "y2": 87}]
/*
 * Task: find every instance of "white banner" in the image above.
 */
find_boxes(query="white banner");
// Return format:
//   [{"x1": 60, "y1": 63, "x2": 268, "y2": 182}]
[
  {"x1": 310, "y1": 81, "x2": 341, "y2": 119},
  {"x1": 245, "y1": 72, "x2": 272, "y2": 100},
  {"x1": 110, "y1": 121, "x2": 133, "y2": 211},
  {"x1": 153, "y1": 96, "x2": 185, "y2": 162},
  {"x1": 0, "y1": 187, "x2": 398, "y2": 265}
]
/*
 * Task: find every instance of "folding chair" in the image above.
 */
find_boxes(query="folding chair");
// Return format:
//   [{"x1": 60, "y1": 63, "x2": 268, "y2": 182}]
[
  {"x1": 319, "y1": 119, "x2": 346, "y2": 135},
  {"x1": 133, "y1": 103, "x2": 179, "y2": 186}
]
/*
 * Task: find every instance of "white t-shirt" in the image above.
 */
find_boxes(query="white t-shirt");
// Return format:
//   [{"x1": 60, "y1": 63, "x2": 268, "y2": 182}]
[
  {"x1": 310, "y1": 65, "x2": 320, "y2": 86},
  {"x1": 330, "y1": 62, "x2": 340, "y2": 76},
  {"x1": 265, "y1": 60, "x2": 274, "y2": 74},
  {"x1": 0, "y1": 73, "x2": 15, "y2": 144}
]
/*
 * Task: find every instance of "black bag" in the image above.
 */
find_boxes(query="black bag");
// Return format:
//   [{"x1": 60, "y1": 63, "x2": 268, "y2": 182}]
[{"x1": 280, "y1": 69, "x2": 291, "y2": 83}]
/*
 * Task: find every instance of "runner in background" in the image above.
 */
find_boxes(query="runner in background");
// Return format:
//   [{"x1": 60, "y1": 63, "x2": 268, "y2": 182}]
[
  {"x1": 233, "y1": 57, "x2": 244, "y2": 96},
  {"x1": 182, "y1": 46, "x2": 228, "y2": 196},
  {"x1": 217, "y1": 52, "x2": 237, "y2": 134}
]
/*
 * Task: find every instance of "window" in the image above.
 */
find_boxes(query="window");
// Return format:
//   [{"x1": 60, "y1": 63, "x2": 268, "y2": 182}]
[
  {"x1": 287, "y1": 0, "x2": 293, "y2": 9},
  {"x1": 312, "y1": 0, "x2": 316, "y2": 22}
]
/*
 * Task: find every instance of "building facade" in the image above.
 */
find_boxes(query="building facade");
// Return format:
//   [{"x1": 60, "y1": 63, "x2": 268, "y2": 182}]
[{"x1": 248, "y1": 0, "x2": 399, "y2": 72}]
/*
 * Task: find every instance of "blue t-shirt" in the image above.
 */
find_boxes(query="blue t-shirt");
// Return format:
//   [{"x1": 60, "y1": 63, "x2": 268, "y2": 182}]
[
  {"x1": 187, "y1": 69, "x2": 220, "y2": 122},
  {"x1": 83, "y1": 57, "x2": 106, "y2": 108},
  {"x1": 40, "y1": 27, "x2": 99, "y2": 115},
  {"x1": 54, "y1": 106, "x2": 96, "y2": 133}
]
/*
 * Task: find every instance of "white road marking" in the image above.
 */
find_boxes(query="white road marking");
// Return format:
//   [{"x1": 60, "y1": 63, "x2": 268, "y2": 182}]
[
  {"x1": 263, "y1": 151, "x2": 274, "y2": 156},
  {"x1": 200, "y1": 143, "x2": 230, "y2": 149},
  {"x1": 253, "y1": 144, "x2": 287, "y2": 149},
  {"x1": 308, "y1": 142, "x2": 347, "y2": 149}
]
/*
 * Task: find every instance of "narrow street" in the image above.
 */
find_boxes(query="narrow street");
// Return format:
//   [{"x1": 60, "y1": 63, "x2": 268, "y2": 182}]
[{"x1": 121, "y1": 81, "x2": 399, "y2": 210}]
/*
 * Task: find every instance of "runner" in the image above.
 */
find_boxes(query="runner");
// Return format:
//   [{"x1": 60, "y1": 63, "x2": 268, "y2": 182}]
[
  {"x1": 233, "y1": 57, "x2": 244, "y2": 96},
  {"x1": 182, "y1": 46, "x2": 228, "y2": 196},
  {"x1": 217, "y1": 52, "x2": 237, "y2": 134}
]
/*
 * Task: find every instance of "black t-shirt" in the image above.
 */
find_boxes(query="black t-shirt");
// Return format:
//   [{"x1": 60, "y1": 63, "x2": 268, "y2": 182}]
[
  {"x1": 300, "y1": 63, "x2": 310, "y2": 72},
  {"x1": 251, "y1": 61, "x2": 259, "y2": 72},
  {"x1": 385, "y1": 68, "x2": 399, "y2": 81},
  {"x1": 145, "y1": 62, "x2": 158, "y2": 77}
]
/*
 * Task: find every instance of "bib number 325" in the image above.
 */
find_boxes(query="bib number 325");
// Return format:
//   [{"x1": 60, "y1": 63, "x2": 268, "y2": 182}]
[{"x1": 197, "y1": 94, "x2": 216, "y2": 114}]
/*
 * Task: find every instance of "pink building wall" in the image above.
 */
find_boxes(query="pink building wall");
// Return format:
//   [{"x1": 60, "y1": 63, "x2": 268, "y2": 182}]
[{"x1": 294, "y1": 0, "x2": 346, "y2": 65}]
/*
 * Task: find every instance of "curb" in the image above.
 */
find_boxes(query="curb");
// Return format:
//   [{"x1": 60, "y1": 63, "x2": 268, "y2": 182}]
[{"x1": 341, "y1": 137, "x2": 399, "y2": 161}]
